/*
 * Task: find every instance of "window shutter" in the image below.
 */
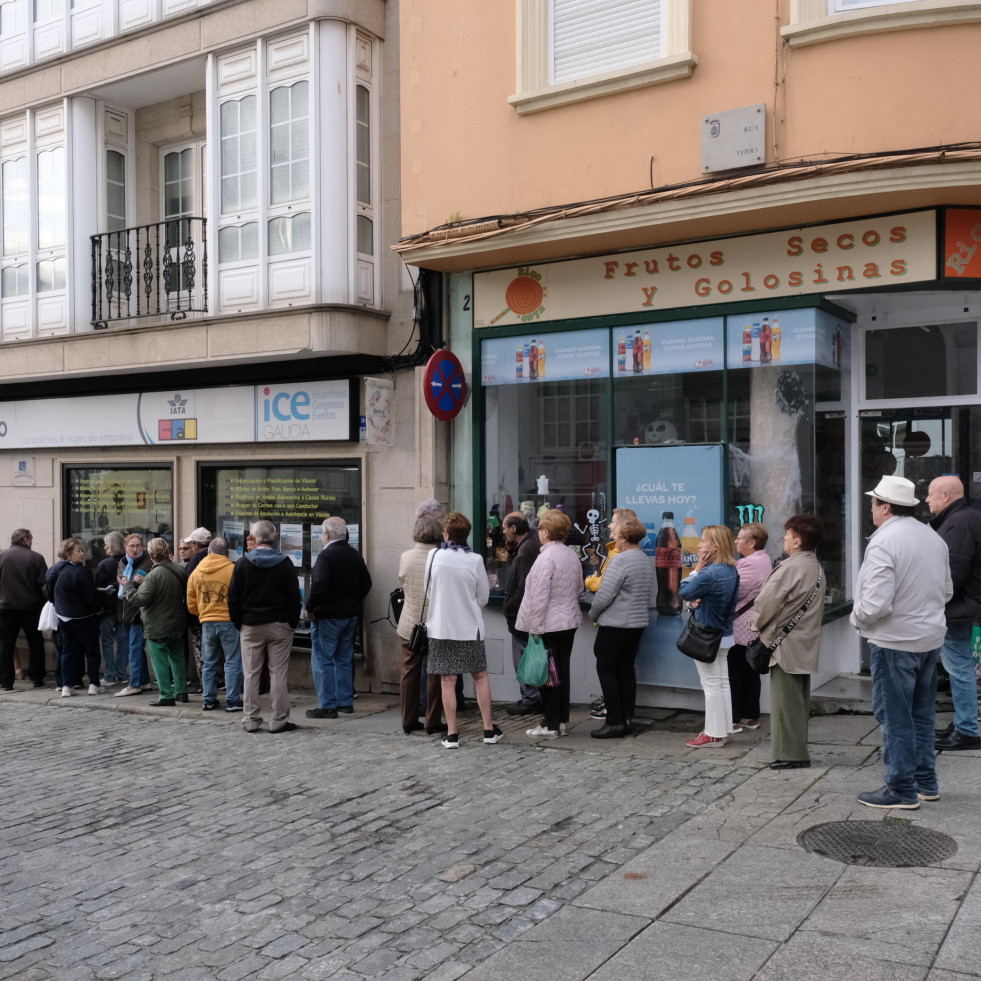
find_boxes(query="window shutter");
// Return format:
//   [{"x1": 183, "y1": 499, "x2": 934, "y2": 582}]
[{"x1": 550, "y1": 0, "x2": 663, "y2": 85}]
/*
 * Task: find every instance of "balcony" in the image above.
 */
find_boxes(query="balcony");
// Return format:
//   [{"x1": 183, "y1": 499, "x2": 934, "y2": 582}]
[{"x1": 91, "y1": 218, "x2": 208, "y2": 330}]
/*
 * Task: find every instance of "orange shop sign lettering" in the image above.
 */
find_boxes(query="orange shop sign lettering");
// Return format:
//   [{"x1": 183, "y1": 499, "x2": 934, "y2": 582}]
[{"x1": 473, "y1": 211, "x2": 937, "y2": 328}]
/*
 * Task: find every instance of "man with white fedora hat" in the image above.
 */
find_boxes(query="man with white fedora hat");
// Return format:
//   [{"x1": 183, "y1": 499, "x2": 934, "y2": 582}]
[{"x1": 851, "y1": 475, "x2": 952, "y2": 810}]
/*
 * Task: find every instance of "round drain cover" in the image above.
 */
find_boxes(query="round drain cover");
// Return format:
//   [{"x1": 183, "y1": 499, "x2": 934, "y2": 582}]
[{"x1": 798, "y1": 821, "x2": 957, "y2": 868}]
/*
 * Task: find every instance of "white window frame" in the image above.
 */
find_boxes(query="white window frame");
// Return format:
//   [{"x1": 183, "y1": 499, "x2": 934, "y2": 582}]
[
  {"x1": 510, "y1": 0, "x2": 696, "y2": 115},
  {"x1": 783, "y1": 0, "x2": 981, "y2": 47}
]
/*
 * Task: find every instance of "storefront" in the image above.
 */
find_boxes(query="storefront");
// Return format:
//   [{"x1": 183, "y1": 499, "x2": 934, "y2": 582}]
[
  {"x1": 0, "y1": 378, "x2": 366, "y2": 650},
  {"x1": 449, "y1": 206, "x2": 981, "y2": 708}
]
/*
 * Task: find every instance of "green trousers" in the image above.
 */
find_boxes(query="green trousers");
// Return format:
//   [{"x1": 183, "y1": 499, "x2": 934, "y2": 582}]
[
  {"x1": 146, "y1": 635, "x2": 187, "y2": 700},
  {"x1": 769, "y1": 664, "x2": 811, "y2": 762}
]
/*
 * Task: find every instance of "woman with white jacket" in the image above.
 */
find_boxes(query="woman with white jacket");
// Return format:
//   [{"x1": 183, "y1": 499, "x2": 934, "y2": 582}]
[
  {"x1": 516, "y1": 509, "x2": 583, "y2": 738},
  {"x1": 426, "y1": 511, "x2": 503, "y2": 749}
]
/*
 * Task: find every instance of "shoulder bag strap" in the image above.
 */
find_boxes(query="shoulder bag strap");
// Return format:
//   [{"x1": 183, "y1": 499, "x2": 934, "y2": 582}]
[
  {"x1": 419, "y1": 548, "x2": 436, "y2": 622},
  {"x1": 767, "y1": 569, "x2": 824, "y2": 652}
]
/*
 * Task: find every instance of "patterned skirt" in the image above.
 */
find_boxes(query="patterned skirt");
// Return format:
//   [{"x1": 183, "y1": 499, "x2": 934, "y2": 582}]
[{"x1": 427, "y1": 637, "x2": 487, "y2": 676}]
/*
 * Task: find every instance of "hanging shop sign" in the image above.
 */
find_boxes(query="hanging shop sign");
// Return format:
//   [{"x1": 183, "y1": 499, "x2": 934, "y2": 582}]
[
  {"x1": 0, "y1": 380, "x2": 356, "y2": 449},
  {"x1": 424, "y1": 349, "x2": 468, "y2": 420},
  {"x1": 943, "y1": 208, "x2": 981, "y2": 279},
  {"x1": 480, "y1": 327, "x2": 609, "y2": 385},
  {"x1": 473, "y1": 211, "x2": 937, "y2": 327}
]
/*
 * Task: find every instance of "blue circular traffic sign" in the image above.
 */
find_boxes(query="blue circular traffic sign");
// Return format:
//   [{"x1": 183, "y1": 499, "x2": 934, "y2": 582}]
[{"x1": 424, "y1": 350, "x2": 467, "y2": 421}]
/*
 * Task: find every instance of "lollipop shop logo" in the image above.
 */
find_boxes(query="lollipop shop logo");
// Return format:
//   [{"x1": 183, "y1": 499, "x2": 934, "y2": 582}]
[{"x1": 490, "y1": 268, "x2": 546, "y2": 325}]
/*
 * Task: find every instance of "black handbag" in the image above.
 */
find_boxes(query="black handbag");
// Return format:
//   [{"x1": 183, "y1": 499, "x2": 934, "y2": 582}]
[
  {"x1": 408, "y1": 551, "x2": 435, "y2": 657},
  {"x1": 746, "y1": 569, "x2": 824, "y2": 675},
  {"x1": 676, "y1": 611, "x2": 723, "y2": 663}
]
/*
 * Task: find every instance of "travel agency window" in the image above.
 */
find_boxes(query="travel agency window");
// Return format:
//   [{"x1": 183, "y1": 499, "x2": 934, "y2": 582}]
[
  {"x1": 64, "y1": 465, "x2": 175, "y2": 563},
  {"x1": 859, "y1": 317, "x2": 981, "y2": 543},
  {"x1": 198, "y1": 461, "x2": 362, "y2": 645}
]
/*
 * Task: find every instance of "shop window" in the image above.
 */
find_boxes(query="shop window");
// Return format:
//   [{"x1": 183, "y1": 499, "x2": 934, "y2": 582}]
[
  {"x1": 64, "y1": 466, "x2": 174, "y2": 564},
  {"x1": 198, "y1": 462, "x2": 362, "y2": 643},
  {"x1": 864, "y1": 323, "x2": 977, "y2": 400}
]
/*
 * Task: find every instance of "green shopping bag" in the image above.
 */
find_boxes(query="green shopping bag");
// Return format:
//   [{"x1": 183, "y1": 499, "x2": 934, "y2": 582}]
[
  {"x1": 516, "y1": 634, "x2": 549, "y2": 688},
  {"x1": 971, "y1": 622, "x2": 981, "y2": 670}
]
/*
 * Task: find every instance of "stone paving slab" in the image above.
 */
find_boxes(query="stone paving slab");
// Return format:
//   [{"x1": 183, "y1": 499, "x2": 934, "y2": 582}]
[
  {"x1": 754, "y1": 932, "x2": 929, "y2": 981},
  {"x1": 802, "y1": 864, "x2": 970, "y2": 964},
  {"x1": 931, "y1": 870, "x2": 981, "y2": 975},
  {"x1": 661, "y1": 842, "x2": 845, "y2": 942},
  {"x1": 587, "y1": 921, "x2": 778, "y2": 981}
]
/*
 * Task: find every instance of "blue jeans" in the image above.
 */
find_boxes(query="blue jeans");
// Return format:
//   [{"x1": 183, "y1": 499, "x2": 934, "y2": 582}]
[
  {"x1": 940, "y1": 622, "x2": 979, "y2": 738},
  {"x1": 869, "y1": 644, "x2": 940, "y2": 799},
  {"x1": 100, "y1": 615, "x2": 129, "y2": 683},
  {"x1": 127, "y1": 622, "x2": 150, "y2": 688},
  {"x1": 310, "y1": 617, "x2": 356, "y2": 710},
  {"x1": 202, "y1": 621, "x2": 243, "y2": 707}
]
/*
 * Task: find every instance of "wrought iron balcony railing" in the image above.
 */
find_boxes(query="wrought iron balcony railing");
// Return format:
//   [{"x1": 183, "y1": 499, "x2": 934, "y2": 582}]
[{"x1": 91, "y1": 218, "x2": 208, "y2": 329}]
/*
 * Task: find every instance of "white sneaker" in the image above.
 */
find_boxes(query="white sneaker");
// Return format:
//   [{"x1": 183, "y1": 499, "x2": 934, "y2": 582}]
[
  {"x1": 60, "y1": 685, "x2": 72, "y2": 698},
  {"x1": 114, "y1": 686, "x2": 142, "y2": 697},
  {"x1": 87, "y1": 684, "x2": 101, "y2": 695},
  {"x1": 526, "y1": 725, "x2": 559, "y2": 738}
]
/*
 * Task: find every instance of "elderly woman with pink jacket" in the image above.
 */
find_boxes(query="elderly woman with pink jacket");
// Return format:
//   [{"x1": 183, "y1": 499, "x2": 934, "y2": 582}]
[{"x1": 515, "y1": 509, "x2": 583, "y2": 738}]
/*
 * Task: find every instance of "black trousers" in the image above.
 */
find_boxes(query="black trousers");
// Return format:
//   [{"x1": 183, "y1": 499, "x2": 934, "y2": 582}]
[
  {"x1": 593, "y1": 626, "x2": 645, "y2": 726},
  {"x1": 728, "y1": 643, "x2": 761, "y2": 720},
  {"x1": 539, "y1": 629, "x2": 577, "y2": 731},
  {"x1": 0, "y1": 608, "x2": 46, "y2": 688}
]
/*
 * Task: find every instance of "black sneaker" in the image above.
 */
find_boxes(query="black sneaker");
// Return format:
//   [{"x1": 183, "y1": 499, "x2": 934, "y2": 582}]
[
  {"x1": 483, "y1": 725, "x2": 504, "y2": 744},
  {"x1": 935, "y1": 721, "x2": 955, "y2": 740},
  {"x1": 225, "y1": 704, "x2": 243, "y2": 713},
  {"x1": 202, "y1": 702, "x2": 220, "y2": 711},
  {"x1": 306, "y1": 707, "x2": 338, "y2": 719},
  {"x1": 590, "y1": 701, "x2": 607, "y2": 720},
  {"x1": 441, "y1": 733, "x2": 460, "y2": 749}
]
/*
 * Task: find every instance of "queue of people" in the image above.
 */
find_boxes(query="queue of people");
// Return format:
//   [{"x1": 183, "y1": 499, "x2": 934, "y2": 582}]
[{"x1": 3, "y1": 473, "x2": 970, "y2": 800}]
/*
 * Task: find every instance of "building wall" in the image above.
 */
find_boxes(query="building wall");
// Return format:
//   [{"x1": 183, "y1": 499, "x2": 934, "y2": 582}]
[{"x1": 399, "y1": 0, "x2": 981, "y2": 240}]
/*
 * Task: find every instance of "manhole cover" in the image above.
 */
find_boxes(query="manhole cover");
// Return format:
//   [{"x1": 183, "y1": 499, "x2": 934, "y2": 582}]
[{"x1": 798, "y1": 821, "x2": 957, "y2": 867}]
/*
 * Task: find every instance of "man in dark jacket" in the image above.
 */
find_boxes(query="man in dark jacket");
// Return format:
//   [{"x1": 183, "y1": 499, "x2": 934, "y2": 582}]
[
  {"x1": 0, "y1": 528, "x2": 48, "y2": 690},
  {"x1": 502, "y1": 512, "x2": 542, "y2": 716},
  {"x1": 305, "y1": 516, "x2": 372, "y2": 719},
  {"x1": 927, "y1": 475, "x2": 981, "y2": 751},
  {"x1": 228, "y1": 520, "x2": 302, "y2": 734}
]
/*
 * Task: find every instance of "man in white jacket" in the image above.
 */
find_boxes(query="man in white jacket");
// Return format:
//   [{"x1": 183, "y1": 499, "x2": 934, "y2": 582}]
[{"x1": 850, "y1": 475, "x2": 952, "y2": 810}]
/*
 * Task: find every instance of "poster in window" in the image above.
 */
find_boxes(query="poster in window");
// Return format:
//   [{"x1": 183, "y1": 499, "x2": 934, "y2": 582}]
[
  {"x1": 616, "y1": 444, "x2": 725, "y2": 690},
  {"x1": 726, "y1": 308, "x2": 848, "y2": 371},
  {"x1": 480, "y1": 327, "x2": 609, "y2": 386},
  {"x1": 610, "y1": 318, "x2": 724, "y2": 378}
]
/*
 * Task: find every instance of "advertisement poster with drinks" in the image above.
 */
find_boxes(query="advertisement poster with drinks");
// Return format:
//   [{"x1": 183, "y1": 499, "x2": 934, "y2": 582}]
[
  {"x1": 610, "y1": 317, "x2": 724, "y2": 377},
  {"x1": 615, "y1": 444, "x2": 725, "y2": 690},
  {"x1": 480, "y1": 327, "x2": 609, "y2": 386},
  {"x1": 726, "y1": 307, "x2": 847, "y2": 370}
]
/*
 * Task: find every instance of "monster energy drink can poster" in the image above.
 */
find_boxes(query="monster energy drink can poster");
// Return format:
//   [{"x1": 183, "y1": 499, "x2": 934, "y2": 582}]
[{"x1": 480, "y1": 327, "x2": 609, "y2": 386}]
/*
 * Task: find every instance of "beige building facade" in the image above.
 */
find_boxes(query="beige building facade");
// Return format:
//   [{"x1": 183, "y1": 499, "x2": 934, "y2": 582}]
[
  {"x1": 0, "y1": 0, "x2": 442, "y2": 690},
  {"x1": 399, "y1": 0, "x2": 981, "y2": 709}
]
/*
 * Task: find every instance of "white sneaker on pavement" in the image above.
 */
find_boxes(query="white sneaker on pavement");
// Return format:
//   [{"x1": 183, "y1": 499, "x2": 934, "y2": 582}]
[
  {"x1": 60, "y1": 686, "x2": 72, "y2": 698},
  {"x1": 114, "y1": 686, "x2": 142, "y2": 697},
  {"x1": 526, "y1": 725, "x2": 559, "y2": 738},
  {"x1": 87, "y1": 684, "x2": 101, "y2": 695}
]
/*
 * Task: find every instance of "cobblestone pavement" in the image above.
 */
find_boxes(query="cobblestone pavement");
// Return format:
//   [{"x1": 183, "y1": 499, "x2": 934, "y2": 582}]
[{"x1": 0, "y1": 700, "x2": 757, "y2": 981}]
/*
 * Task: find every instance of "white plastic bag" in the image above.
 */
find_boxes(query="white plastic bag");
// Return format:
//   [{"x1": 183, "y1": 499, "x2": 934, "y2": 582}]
[{"x1": 38, "y1": 601, "x2": 59, "y2": 632}]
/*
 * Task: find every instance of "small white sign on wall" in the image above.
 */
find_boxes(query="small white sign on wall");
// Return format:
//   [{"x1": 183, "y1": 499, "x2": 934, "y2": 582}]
[{"x1": 702, "y1": 103, "x2": 766, "y2": 173}]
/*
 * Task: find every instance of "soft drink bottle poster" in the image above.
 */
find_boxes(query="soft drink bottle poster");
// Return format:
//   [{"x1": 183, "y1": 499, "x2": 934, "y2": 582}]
[{"x1": 615, "y1": 444, "x2": 726, "y2": 690}]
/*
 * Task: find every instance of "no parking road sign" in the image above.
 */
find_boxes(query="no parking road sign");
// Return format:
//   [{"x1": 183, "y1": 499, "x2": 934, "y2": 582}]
[{"x1": 424, "y1": 349, "x2": 468, "y2": 421}]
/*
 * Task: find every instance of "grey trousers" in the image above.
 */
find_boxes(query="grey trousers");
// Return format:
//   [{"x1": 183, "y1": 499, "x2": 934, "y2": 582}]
[
  {"x1": 769, "y1": 664, "x2": 810, "y2": 762},
  {"x1": 241, "y1": 621, "x2": 294, "y2": 732}
]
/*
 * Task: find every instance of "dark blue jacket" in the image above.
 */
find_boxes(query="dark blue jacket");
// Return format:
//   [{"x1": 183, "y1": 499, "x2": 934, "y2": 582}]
[
  {"x1": 678, "y1": 562, "x2": 740, "y2": 637},
  {"x1": 47, "y1": 560, "x2": 100, "y2": 620},
  {"x1": 306, "y1": 541, "x2": 372, "y2": 621}
]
